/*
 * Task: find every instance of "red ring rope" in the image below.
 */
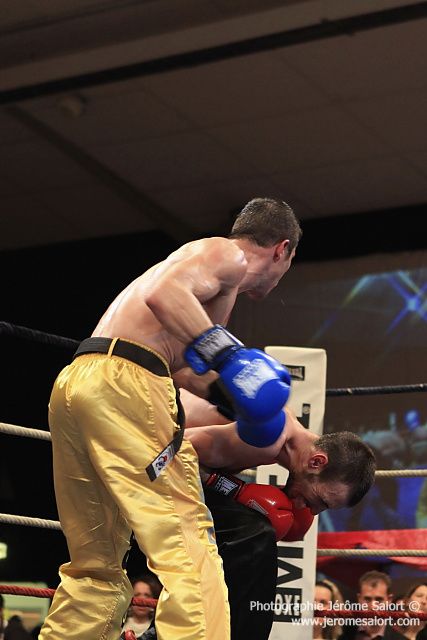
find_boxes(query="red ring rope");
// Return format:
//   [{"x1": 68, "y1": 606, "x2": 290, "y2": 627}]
[
  {"x1": 0, "y1": 584, "x2": 157, "y2": 609},
  {"x1": 1, "y1": 584, "x2": 426, "y2": 621}
]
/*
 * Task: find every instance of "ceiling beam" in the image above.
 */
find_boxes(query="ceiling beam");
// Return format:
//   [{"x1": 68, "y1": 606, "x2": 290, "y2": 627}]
[{"x1": 1, "y1": 1, "x2": 427, "y2": 104}]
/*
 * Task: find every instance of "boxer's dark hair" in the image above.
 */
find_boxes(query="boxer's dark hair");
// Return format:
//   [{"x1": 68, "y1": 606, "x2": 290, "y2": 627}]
[
  {"x1": 316, "y1": 432, "x2": 376, "y2": 506},
  {"x1": 229, "y1": 197, "x2": 302, "y2": 252}
]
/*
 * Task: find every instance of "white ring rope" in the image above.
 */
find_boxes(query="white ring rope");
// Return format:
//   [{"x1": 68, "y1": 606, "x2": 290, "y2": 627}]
[
  {"x1": 2, "y1": 422, "x2": 427, "y2": 478},
  {"x1": 0, "y1": 513, "x2": 61, "y2": 530},
  {"x1": 375, "y1": 469, "x2": 427, "y2": 477},
  {"x1": 0, "y1": 512, "x2": 425, "y2": 558},
  {"x1": 0, "y1": 421, "x2": 51, "y2": 441}
]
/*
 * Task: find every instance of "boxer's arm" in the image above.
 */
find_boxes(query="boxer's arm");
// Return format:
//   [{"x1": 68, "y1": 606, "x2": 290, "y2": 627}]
[
  {"x1": 185, "y1": 420, "x2": 286, "y2": 471},
  {"x1": 146, "y1": 239, "x2": 246, "y2": 343},
  {"x1": 173, "y1": 367, "x2": 218, "y2": 400},
  {"x1": 179, "y1": 388, "x2": 230, "y2": 428}
]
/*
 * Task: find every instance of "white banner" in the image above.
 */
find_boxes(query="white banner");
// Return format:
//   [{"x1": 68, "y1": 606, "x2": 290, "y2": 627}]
[{"x1": 256, "y1": 346, "x2": 327, "y2": 640}]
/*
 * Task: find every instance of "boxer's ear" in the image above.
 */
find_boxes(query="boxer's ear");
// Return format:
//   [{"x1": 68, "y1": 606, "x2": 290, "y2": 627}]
[{"x1": 307, "y1": 452, "x2": 328, "y2": 472}]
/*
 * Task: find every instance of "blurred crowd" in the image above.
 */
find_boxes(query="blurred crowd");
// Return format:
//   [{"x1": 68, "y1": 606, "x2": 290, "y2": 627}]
[
  {"x1": 313, "y1": 571, "x2": 427, "y2": 640},
  {"x1": 322, "y1": 408, "x2": 427, "y2": 532},
  {"x1": 2, "y1": 571, "x2": 425, "y2": 640}
]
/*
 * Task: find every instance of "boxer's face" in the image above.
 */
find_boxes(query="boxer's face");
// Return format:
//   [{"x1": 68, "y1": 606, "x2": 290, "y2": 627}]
[
  {"x1": 285, "y1": 473, "x2": 350, "y2": 515},
  {"x1": 246, "y1": 247, "x2": 296, "y2": 300}
]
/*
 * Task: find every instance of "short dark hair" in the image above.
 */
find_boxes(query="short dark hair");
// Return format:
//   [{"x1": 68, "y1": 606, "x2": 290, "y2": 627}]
[
  {"x1": 229, "y1": 197, "x2": 302, "y2": 252},
  {"x1": 316, "y1": 431, "x2": 376, "y2": 506},
  {"x1": 359, "y1": 571, "x2": 392, "y2": 593}
]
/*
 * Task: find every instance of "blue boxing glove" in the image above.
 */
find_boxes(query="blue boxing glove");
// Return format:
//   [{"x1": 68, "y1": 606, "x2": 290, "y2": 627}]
[
  {"x1": 237, "y1": 410, "x2": 286, "y2": 447},
  {"x1": 184, "y1": 325, "x2": 291, "y2": 424}
]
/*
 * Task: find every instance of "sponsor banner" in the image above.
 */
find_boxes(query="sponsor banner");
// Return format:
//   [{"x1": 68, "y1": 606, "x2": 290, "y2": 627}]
[{"x1": 256, "y1": 346, "x2": 327, "y2": 640}]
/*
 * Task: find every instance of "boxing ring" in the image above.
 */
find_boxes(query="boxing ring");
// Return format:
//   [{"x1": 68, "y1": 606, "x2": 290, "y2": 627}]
[{"x1": 1, "y1": 322, "x2": 427, "y2": 637}]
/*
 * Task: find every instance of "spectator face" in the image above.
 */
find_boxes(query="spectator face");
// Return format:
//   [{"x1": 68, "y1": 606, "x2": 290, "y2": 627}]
[
  {"x1": 314, "y1": 585, "x2": 333, "y2": 629},
  {"x1": 358, "y1": 580, "x2": 391, "y2": 607},
  {"x1": 408, "y1": 585, "x2": 427, "y2": 613},
  {"x1": 315, "y1": 585, "x2": 333, "y2": 610},
  {"x1": 131, "y1": 581, "x2": 154, "y2": 621}
]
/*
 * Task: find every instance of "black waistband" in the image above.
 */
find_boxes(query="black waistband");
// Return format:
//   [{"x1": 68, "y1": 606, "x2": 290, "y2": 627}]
[{"x1": 73, "y1": 337, "x2": 169, "y2": 378}]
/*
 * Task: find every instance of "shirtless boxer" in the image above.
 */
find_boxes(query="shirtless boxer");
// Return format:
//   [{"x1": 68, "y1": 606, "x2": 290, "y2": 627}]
[{"x1": 40, "y1": 197, "x2": 302, "y2": 640}]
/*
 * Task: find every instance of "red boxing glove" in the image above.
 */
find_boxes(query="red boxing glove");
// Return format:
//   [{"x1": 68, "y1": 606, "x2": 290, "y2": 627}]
[
  {"x1": 206, "y1": 472, "x2": 294, "y2": 541},
  {"x1": 282, "y1": 504, "x2": 314, "y2": 542}
]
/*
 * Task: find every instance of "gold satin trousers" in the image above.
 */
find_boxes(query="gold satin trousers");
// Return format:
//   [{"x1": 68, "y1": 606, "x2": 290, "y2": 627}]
[{"x1": 39, "y1": 343, "x2": 230, "y2": 640}]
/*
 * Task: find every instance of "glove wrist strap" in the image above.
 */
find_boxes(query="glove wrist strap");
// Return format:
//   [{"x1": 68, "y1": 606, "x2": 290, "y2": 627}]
[
  {"x1": 184, "y1": 325, "x2": 242, "y2": 374},
  {"x1": 205, "y1": 472, "x2": 244, "y2": 498}
]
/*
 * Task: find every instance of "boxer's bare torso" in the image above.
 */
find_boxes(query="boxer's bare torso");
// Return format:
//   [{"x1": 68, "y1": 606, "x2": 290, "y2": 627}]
[{"x1": 92, "y1": 237, "x2": 247, "y2": 373}]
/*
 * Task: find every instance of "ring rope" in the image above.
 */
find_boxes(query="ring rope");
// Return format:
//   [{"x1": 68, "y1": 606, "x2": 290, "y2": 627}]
[
  {"x1": 0, "y1": 584, "x2": 157, "y2": 608},
  {"x1": 374, "y1": 469, "x2": 427, "y2": 477},
  {"x1": 0, "y1": 321, "x2": 79, "y2": 350},
  {"x1": 1, "y1": 322, "x2": 426, "y2": 397},
  {"x1": 0, "y1": 513, "x2": 62, "y2": 530},
  {"x1": 1, "y1": 512, "x2": 426, "y2": 560},
  {"x1": 0, "y1": 585, "x2": 425, "y2": 621},
  {"x1": 0, "y1": 422, "x2": 427, "y2": 478},
  {"x1": 326, "y1": 383, "x2": 427, "y2": 397},
  {"x1": 2, "y1": 422, "x2": 427, "y2": 479},
  {"x1": 0, "y1": 421, "x2": 51, "y2": 441},
  {"x1": 317, "y1": 549, "x2": 427, "y2": 557},
  {"x1": 313, "y1": 608, "x2": 427, "y2": 621}
]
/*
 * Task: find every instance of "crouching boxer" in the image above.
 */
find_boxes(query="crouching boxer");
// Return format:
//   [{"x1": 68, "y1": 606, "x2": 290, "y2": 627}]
[
  {"x1": 129, "y1": 389, "x2": 376, "y2": 640},
  {"x1": 201, "y1": 470, "x2": 314, "y2": 640}
]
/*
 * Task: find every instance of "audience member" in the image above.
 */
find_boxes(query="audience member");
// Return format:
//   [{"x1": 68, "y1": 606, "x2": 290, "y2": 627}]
[
  {"x1": 392, "y1": 582, "x2": 427, "y2": 640},
  {"x1": 415, "y1": 480, "x2": 427, "y2": 528},
  {"x1": 314, "y1": 579, "x2": 344, "y2": 639},
  {"x1": 30, "y1": 625, "x2": 41, "y2": 639},
  {"x1": 121, "y1": 574, "x2": 161, "y2": 639},
  {"x1": 3, "y1": 615, "x2": 32, "y2": 640},
  {"x1": 339, "y1": 570, "x2": 402, "y2": 640}
]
